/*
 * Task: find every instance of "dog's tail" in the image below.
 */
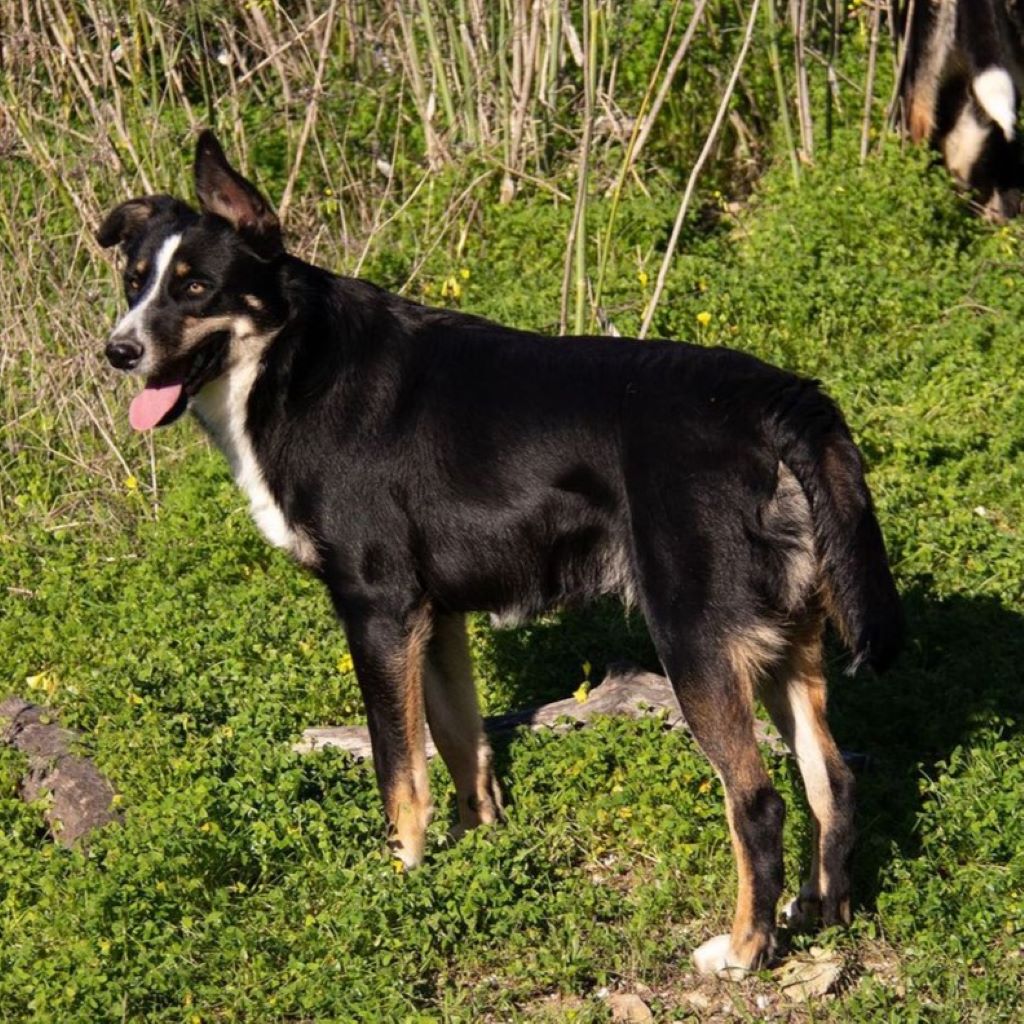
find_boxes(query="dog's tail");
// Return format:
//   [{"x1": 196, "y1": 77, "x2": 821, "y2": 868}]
[{"x1": 767, "y1": 381, "x2": 904, "y2": 673}]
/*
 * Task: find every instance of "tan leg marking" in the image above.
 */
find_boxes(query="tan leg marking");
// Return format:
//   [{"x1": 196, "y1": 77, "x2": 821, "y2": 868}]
[
  {"x1": 423, "y1": 613, "x2": 503, "y2": 833},
  {"x1": 383, "y1": 607, "x2": 433, "y2": 869},
  {"x1": 687, "y1": 650, "x2": 783, "y2": 975},
  {"x1": 726, "y1": 623, "x2": 787, "y2": 693},
  {"x1": 761, "y1": 618, "x2": 854, "y2": 926},
  {"x1": 908, "y1": 92, "x2": 936, "y2": 144}
]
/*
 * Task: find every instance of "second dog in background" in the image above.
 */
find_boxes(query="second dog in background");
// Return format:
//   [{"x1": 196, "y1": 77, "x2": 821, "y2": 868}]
[{"x1": 902, "y1": 0, "x2": 1024, "y2": 219}]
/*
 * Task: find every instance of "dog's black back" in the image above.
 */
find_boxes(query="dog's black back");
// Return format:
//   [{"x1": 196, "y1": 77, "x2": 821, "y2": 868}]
[{"x1": 246, "y1": 266, "x2": 898, "y2": 670}]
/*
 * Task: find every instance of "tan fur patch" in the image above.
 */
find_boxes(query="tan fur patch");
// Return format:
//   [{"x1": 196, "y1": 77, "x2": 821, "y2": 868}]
[
  {"x1": 723, "y1": 779, "x2": 774, "y2": 968},
  {"x1": 180, "y1": 313, "x2": 243, "y2": 351},
  {"x1": 679, "y1": 663, "x2": 777, "y2": 969},
  {"x1": 765, "y1": 462, "x2": 817, "y2": 611},
  {"x1": 423, "y1": 614, "x2": 503, "y2": 829},
  {"x1": 909, "y1": 94, "x2": 935, "y2": 144},
  {"x1": 905, "y1": 0, "x2": 957, "y2": 144},
  {"x1": 726, "y1": 622, "x2": 787, "y2": 691},
  {"x1": 384, "y1": 605, "x2": 434, "y2": 868},
  {"x1": 133, "y1": 258, "x2": 149, "y2": 275},
  {"x1": 242, "y1": 294, "x2": 265, "y2": 311},
  {"x1": 174, "y1": 260, "x2": 191, "y2": 277},
  {"x1": 760, "y1": 618, "x2": 853, "y2": 917}
]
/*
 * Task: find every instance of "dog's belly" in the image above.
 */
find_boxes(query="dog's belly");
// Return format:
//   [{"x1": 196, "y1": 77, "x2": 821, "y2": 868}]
[{"x1": 421, "y1": 517, "x2": 635, "y2": 626}]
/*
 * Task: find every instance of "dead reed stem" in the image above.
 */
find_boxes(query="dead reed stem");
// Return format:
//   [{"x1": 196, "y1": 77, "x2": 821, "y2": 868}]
[
  {"x1": 639, "y1": 0, "x2": 763, "y2": 340},
  {"x1": 860, "y1": 0, "x2": 882, "y2": 163}
]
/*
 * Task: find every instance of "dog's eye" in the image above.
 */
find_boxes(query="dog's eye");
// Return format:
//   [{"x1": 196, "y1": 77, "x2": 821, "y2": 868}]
[
  {"x1": 185, "y1": 280, "x2": 207, "y2": 297},
  {"x1": 126, "y1": 277, "x2": 141, "y2": 294}
]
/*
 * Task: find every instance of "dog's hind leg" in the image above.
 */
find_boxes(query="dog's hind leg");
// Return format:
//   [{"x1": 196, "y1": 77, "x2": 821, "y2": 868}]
[
  {"x1": 760, "y1": 616, "x2": 855, "y2": 929},
  {"x1": 423, "y1": 613, "x2": 504, "y2": 836},
  {"x1": 344, "y1": 604, "x2": 434, "y2": 869},
  {"x1": 657, "y1": 630, "x2": 787, "y2": 977}
]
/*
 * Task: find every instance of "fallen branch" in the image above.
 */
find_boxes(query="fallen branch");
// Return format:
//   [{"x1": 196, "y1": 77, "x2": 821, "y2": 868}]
[
  {"x1": 0, "y1": 696, "x2": 118, "y2": 847},
  {"x1": 294, "y1": 662, "x2": 784, "y2": 758}
]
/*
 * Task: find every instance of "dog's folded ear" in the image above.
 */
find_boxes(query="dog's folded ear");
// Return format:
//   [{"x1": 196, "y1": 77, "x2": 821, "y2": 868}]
[
  {"x1": 194, "y1": 130, "x2": 283, "y2": 260},
  {"x1": 96, "y1": 195, "x2": 193, "y2": 249}
]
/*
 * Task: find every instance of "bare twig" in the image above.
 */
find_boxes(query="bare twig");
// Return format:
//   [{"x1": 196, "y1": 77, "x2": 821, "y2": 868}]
[
  {"x1": 793, "y1": 0, "x2": 813, "y2": 160},
  {"x1": 559, "y1": 1, "x2": 597, "y2": 335},
  {"x1": 639, "y1": 0, "x2": 762, "y2": 340},
  {"x1": 278, "y1": 0, "x2": 339, "y2": 219},
  {"x1": 884, "y1": 0, "x2": 915, "y2": 136},
  {"x1": 860, "y1": 0, "x2": 882, "y2": 163},
  {"x1": 624, "y1": 0, "x2": 708, "y2": 176}
]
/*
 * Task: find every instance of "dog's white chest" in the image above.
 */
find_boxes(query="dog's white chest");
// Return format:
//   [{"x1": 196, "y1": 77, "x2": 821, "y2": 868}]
[{"x1": 191, "y1": 350, "x2": 316, "y2": 566}]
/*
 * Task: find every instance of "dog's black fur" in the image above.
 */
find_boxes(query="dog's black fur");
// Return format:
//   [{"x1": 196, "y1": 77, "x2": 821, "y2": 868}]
[{"x1": 97, "y1": 132, "x2": 903, "y2": 975}]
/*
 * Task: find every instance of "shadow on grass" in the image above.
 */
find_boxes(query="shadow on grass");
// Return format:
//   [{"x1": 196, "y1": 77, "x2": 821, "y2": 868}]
[
  {"x1": 477, "y1": 584, "x2": 1024, "y2": 914},
  {"x1": 481, "y1": 597, "x2": 657, "y2": 712},
  {"x1": 832, "y1": 584, "x2": 1024, "y2": 910}
]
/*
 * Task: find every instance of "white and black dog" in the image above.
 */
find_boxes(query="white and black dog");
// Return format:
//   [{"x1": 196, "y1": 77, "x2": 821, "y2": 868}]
[
  {"x1": 902, "y1": 0, "x2": 1024, "y2": 218},
  {"x1": 98, "y1": 132, "x2": 903, "y2": 976}
]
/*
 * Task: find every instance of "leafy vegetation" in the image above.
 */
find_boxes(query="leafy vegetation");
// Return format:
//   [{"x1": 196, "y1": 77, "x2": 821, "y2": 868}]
[{"x1": 2, "y1": 2, "x2": 1023, "y2": 1021}]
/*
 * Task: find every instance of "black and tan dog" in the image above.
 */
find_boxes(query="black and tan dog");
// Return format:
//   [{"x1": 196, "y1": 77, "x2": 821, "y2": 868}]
[
  {"x1": 97, "y1": 132, "x2": 903, "y2": 976},
  {"x1": 902, "y1": 0, "x2": 1024, "y2": 218}
]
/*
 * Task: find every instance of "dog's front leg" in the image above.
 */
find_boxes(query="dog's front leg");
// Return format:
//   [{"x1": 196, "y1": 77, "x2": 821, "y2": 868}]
[{"x1": 344, "y1": 604, "x2": 434, "y2": 869}]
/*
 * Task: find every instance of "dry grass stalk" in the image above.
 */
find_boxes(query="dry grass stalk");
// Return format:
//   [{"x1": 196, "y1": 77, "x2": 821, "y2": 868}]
[
  {"x1": 860, "y1": 0, "x2": 882, "y2": 162},
  {"x1": 639, "y1": 0, "x2": 763, "y2": 340},
  {"x1": 624, "y1": 0, "x2": 709, "y2": 177},
  {"x1": 884, "y1": 0, "x2": 915, "y2": 136},
  {"x1": 278, "y1": 0, "x2": 340, "y2": 218},
  {"x1": 766, "y1": 0, "x2": 801, "y2": 183},
  {"x1": 559, "y1": 2, "x2": 597, "y2": 334},
  {"x1": 792, "y1": 0, "x2": 814, "y2": 161}
]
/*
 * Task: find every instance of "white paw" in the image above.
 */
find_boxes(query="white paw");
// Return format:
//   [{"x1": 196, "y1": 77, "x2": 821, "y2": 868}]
[
  {"x1": 692, "y1": 934, "x2": 751, "y2": 978},
  {"x1": 782, "y1": 895, "x2": 803, "y2": 925}
]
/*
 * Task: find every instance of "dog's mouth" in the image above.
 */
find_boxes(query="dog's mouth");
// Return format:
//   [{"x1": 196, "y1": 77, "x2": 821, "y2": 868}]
[{"x1": 128, "y1": 331, "x2": 230, "y2": 431}]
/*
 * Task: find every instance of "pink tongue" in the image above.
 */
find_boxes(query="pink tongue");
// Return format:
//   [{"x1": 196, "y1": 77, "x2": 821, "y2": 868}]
[{"x1": 129, "y1": 383, "x2": 184, "y2": 431}]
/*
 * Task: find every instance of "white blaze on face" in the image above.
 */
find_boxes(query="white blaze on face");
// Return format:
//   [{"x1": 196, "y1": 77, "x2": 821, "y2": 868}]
[
  {"x1": 973, "y1": 67, "x2": 1017, "y2": 142},
  {"x1": 108, "y1": 232, "x2": 182, "y2": 376}
]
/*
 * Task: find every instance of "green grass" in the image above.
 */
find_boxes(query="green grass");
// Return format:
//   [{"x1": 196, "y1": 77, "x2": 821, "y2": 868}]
[{"x1": 3, "y1": 2, "x2": 1024, "y2": 1018}]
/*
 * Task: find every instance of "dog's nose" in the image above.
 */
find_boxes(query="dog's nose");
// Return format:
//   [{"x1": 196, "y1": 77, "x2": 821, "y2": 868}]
[{"x1": 105, "y1": 338, "x2": 143, "y2": 370}]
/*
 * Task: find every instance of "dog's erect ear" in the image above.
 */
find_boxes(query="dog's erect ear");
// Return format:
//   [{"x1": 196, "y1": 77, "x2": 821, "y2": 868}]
[
  {"x1": 96, "y1": 194, "x2": 192, "y2": 249},
  {"x1": 194, "y1": 130, "x2": 283, "y2": 259}
]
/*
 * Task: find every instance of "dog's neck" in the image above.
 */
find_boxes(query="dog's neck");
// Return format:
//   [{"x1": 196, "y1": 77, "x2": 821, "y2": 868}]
[{"x1": 190, "y1": 326, "x2": 319, "y2": 568}]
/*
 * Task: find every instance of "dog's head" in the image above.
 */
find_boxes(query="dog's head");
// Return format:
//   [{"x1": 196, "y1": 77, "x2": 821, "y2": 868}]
[{"x1": 98, "y1": 131, "x2": 287, "y2": 430}]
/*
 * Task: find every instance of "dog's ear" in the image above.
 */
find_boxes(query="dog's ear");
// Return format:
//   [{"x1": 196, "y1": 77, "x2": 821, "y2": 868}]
[
  {"x1": 96, "y1": 195, "x2": 192, "y2": 249},
  {"x1": 194, "y1": 130, "x2": 283, "y2": 259}
]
